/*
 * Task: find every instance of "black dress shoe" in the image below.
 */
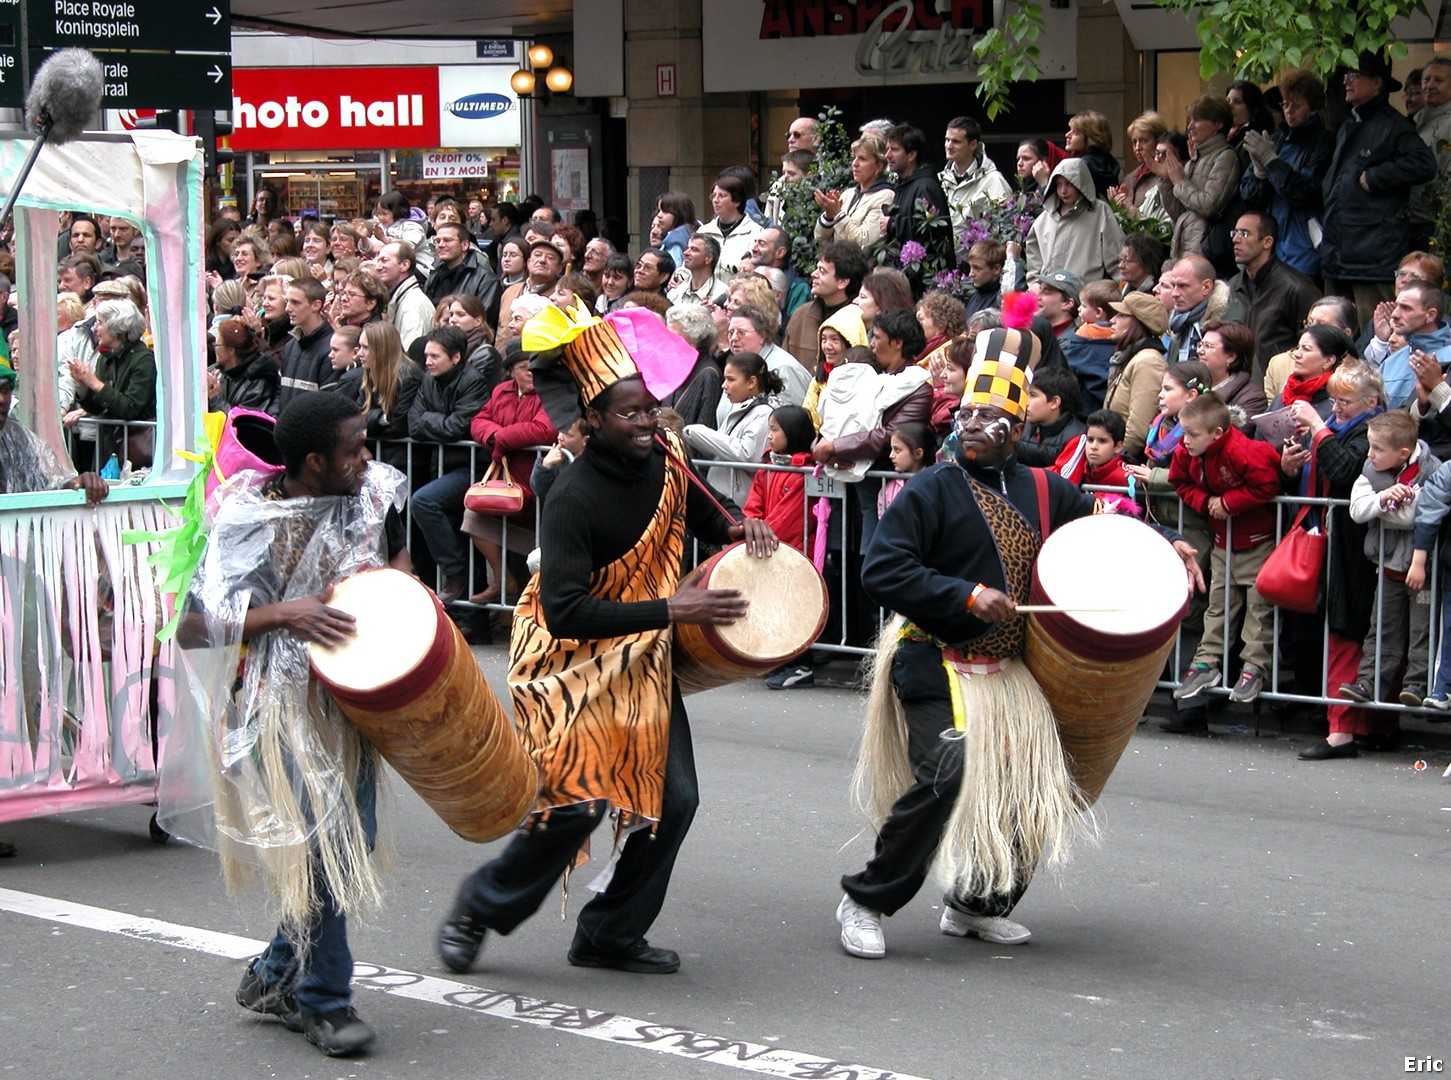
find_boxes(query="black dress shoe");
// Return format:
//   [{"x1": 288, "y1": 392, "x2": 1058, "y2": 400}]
[
  {"x1": 437, "y1": 910, "x2": 488, "y2": 974},
  {"x1": 567, "y1": 934, "x2": 681, "y2": 974},
  {"x1": 1158, "y1": 715, "x2": 1209, "y2": 736},
  {"x1": 1298, "y1": 740, "x2": 1359, "y2": 761}
]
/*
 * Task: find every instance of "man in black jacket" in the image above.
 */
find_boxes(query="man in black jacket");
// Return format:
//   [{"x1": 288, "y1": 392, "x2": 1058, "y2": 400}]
[
  {"x1": 1227, "y1": 212, "x2": 1322, "y2": 378},
  {"x1": 424, "y1": 221, "x2": 500, "y2": 313},
  {"x1": 882, "y1": 123, "x2": 953, "y2": 283},
  {"x1": 1321, "y1": 50, "x2": 1438, "y2": 326},
  {"x1": 408, "y1": 325, "x2": 491, "y2": 602},
  {"x1": 275, "y1": 278, "x2": 337, "y2": 415}
]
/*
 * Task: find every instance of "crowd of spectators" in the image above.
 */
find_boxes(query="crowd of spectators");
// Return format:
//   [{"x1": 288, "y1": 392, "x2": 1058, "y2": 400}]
[{"x1": 19, "y1": 46, "x2": 1451, "y2": 744}]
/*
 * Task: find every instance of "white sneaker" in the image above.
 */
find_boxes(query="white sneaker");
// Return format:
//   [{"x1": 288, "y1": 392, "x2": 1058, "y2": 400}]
[
  {"x1": 836, "y1": 895, "x2": 885, "y2": 958},
  {"x1": 940, "y1": 908, "x2": 1032, "y2": 945}
]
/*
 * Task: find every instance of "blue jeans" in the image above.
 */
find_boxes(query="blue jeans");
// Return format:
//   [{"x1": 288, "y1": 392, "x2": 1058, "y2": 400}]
[
  {"x1": 1432, "y1": 575, "x2": 1451, "y2": 699},
  {"x1": 412, "y1": 468, "x2": 473, "y2": 578},
  {"x1": 254, "y1": 752, "x2": 377, "y2": 1015}
]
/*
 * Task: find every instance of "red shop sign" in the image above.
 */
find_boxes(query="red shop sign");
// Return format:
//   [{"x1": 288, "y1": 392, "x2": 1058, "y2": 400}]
[{"x1": 231, "y1": 67, "x2": 441, "y2": 151}]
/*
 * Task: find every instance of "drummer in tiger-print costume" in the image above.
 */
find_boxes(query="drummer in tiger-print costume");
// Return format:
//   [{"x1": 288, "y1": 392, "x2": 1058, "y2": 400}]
[
  {"x1": 438, "y1": 302, "x2": 779, "y2": 976},
  {"x1": 835, "y1": 326, "x2": 1204, "y2": 960}
]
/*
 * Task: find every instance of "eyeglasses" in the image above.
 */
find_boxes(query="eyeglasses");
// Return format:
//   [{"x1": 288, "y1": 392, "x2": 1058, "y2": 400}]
[
  {"x1": 1395, "y1": 269, "x2": 1427, "y2": 282},
  {"x1": 1228, "y1": 229, "x2": 1255, "y2": 239},
  {"x1": 611, "y1": 407, "x2": 663, "y2": 425},
  {"x1": 956, "y1": 405, "x2": 1012, "y2": 429}
]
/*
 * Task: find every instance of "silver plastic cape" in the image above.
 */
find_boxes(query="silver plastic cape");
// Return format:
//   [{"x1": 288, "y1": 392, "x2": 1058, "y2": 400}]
[
  {"x1": 158, "y1": 461, "x2": 408, "y2": 932},
  {"x1": 0, "y1": 420, "x2": 75, "y2": 494}
]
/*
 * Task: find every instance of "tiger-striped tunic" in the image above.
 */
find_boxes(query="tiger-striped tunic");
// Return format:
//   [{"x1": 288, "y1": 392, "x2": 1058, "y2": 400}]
[{"x1": 508, "y1": 429, "x2": 736, "y2": 826}]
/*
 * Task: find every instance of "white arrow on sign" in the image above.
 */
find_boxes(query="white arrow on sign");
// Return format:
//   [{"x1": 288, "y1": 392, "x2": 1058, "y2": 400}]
[
  {"x1": 206, "y1": 6, "x2": 222, "y2": 24},
  {"x1": 209, "y1": 65, "x2": 224, "y2": 83}
]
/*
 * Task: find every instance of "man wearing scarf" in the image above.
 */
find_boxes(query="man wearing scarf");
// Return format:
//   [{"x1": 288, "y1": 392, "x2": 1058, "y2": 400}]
[
  {"x1": 834, "y1": 327, "x2": 1203, "y2": 959},
  {"x1": 437, "y1": 304, "x2": 778, "y2": 977},
  {"x1": 1165, "y1": 255, "x2": 1245, "y2": 360}
]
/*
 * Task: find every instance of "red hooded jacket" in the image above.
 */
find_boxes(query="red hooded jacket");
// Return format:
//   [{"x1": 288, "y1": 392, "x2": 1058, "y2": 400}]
[
  {"x1": 743, "y1": 452, "x2": 815, "y2": 554},
  {"x1": 1168, "y1": 425, "x2": 1282, "y2": 549}
]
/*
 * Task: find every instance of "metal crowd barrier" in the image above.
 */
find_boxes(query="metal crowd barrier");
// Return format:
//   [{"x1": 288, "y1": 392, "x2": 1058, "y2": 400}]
[{"x1": 373, "y1": 438, "x2": 1444, "y2": 717}]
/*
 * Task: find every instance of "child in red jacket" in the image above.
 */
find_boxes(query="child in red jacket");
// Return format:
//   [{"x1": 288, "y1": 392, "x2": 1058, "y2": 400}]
[
  {"x1": 743, "y1": 405, "x2": 817, "y2": 554},
  {"x1": 1168, "y1": 392, "x2": 1284, "y2": 707}
]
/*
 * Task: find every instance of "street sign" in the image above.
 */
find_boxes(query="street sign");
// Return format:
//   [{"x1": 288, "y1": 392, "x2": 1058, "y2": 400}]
[
  {"x1": 0, "y1": 4, "x2": 21, "y2": 109},
  {"x1": 65, "y1": 49, "x2": 231, "y2": 109},
  {"x1": 18, "y1": 0, "x2": 231, "y2": 109},
  {"x1": 26, "y1": 0, "x2": 228, "y2": 55}
]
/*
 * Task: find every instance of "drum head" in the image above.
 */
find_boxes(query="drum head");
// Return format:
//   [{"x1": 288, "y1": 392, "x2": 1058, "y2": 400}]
[
  {"x1": 308, "y1": 568, "x2": 440, "y2": 691},
  {"x1": 1034, "y1": 515, "x2": 1187, "y2": 636},
  {"x1": 707, "y1": 543, "x2": 827, "y2": 662}
]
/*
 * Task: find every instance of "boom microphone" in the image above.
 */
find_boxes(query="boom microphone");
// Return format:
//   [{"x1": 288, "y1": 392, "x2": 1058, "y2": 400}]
[
  {"x1": 25, "y1": 48, "x2": 105, "y2": 144},
  {"x1": 2, "y1": 48, "x2": 106, "y2": 229}
]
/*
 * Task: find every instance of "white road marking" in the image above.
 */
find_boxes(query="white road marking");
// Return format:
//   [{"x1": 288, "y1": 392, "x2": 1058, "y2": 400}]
[{"x1": 0, "y1": 886, "x2": 930, "y2": 1080}]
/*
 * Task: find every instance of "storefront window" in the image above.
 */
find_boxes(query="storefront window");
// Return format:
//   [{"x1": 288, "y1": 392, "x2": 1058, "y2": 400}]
[{"x1": 249, "y1": 151, "x2": 384, "y2": 225}]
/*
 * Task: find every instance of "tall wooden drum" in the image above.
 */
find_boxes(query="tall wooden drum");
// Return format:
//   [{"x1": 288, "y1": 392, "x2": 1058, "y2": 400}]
[
  {"x1": 673, "y1": 542, "x2": 828, "y2": 695},
  {"x1": 308, "y1": 568, "x2": 537, "y2": 842},
  {"x1": 1025, "y1": 515, "x2": 1189, "y2": 805}
]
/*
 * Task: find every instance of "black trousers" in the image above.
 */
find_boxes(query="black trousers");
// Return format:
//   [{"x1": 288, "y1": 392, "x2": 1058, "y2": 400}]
[
  {"x1": 453, "y1": 684, "x2": 699, "y2": 953},
  {"x1": 841, "y1": 640, "x2": 1030, "y2": 918}
]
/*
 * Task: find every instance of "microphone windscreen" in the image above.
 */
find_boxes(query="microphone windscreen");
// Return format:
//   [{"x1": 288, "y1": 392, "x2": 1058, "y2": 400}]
[{"x1": 26, "y1": 48, "x2": 105, "y2": 144}]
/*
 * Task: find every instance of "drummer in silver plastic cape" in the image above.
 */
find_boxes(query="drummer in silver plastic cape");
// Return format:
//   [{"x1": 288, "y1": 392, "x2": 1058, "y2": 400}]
[
  {"x1": 0, "y1": 358, "x2": 108, "y2": 501},
  {"x1": 167, "y1": 393, "x2": 410, "y2": 1056},
  {"x1": 834, "y1": 325, "x2": 1204, "y2": 960}
]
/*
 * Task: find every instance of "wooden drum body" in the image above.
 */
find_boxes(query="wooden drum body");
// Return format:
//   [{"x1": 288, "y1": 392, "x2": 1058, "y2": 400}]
[
  {"x1": 309, "y1": 568, "x2": 537, "y2": 842},
  {"x1": 1026, "y1": 515, "x2": 1189, "y2": 805},
  {"x1": 673, "y1": 543, "x2": 828, "y2": 695}
]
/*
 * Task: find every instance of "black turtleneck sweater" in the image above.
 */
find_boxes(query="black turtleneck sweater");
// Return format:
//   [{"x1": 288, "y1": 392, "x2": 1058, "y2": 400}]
[{"x1": 538, "y1": 440, "x2": 739, "y2": 640}]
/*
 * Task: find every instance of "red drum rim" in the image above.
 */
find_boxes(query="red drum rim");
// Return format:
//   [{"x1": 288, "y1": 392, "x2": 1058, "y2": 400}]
[{"x1": 310, "y1": 574, "x2": 454, "y2": 711}]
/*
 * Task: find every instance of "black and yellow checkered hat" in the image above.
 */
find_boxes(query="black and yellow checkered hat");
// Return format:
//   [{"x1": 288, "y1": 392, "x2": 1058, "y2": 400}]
[{"x1": 964, "y1": 327, "x2": 1040, "y2": 421}]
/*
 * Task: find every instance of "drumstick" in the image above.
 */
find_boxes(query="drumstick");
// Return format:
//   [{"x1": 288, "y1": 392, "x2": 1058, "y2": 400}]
[{"x1": 1013, "y1": 605, "x2": 1135, "y2": 614}]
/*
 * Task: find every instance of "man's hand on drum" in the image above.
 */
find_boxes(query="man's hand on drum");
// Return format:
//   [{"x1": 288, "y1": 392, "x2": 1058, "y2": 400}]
[
  {"x1": 281, "y1": 595, "x2": 357, "y2": 646},
  {"x1": 1171, "y1": 540, "x2": 1207, "y2": 593},
  {"x1": 668, "y1": 577, "x2": 748, "y2": 626},
  {"x1": 970, "y1": 587, "x2": 1017, "y2": 622},
  {"x1": 727, "y1": 517, "x2": 779, "y2": 558}
]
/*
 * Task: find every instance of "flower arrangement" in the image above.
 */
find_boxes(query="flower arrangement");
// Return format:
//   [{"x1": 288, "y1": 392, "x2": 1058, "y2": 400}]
[
  {"x1": 1110, "y1": 200, "x2": 1172, "y2": 247},
  {"x1": 956, "y1": 188, "x2": 1042, "y2": 262}
]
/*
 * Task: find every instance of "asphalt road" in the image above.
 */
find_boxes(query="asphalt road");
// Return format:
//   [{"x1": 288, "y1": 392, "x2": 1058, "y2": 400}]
[{"x1": 2, "y1": 647, "x2": 1449, "y2": 1080}]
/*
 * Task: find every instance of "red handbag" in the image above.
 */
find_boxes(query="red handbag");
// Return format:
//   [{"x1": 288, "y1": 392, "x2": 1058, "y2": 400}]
[
  {"x1": 1254, "y1": 452, "x2": 1325, "y2": 614},
  {"x1": 464, "y1": 459, "x2": 527, "y2": 515}
]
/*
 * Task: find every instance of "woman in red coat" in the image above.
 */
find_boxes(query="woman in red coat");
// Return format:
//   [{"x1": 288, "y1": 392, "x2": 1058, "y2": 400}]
[{"x1": 461, "y1": 346, "x2": 557, "y2": 603}]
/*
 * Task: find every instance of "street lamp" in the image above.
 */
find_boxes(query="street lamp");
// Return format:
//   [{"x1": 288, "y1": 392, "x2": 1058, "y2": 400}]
[{"x1": 512, "y1": 43, "x2": 572, "y2": 99}]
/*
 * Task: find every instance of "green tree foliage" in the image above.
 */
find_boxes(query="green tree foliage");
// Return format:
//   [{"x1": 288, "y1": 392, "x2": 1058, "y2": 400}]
[
  {"x1": 973, "y1": 2, "x2": 1047, "y2": 120},
  {"x1": 1149, "y1": 0, "x2": 1427, "y2": 80}
]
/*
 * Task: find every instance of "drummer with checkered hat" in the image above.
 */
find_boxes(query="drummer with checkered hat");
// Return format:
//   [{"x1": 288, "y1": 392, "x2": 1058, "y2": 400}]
[{"x1": 832, "y1": 319, "x2": 1202, "y2": 962}]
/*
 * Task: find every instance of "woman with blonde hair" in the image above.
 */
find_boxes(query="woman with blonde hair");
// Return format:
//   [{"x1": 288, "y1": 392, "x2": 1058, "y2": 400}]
[
  {"x1": 813, "y1": 134, "x2": 894, "y2": 248},
  {"x1": 1111, "y1": 111, "x2": 1169, "y2": 213},
  {"x1": 358, "y1": 320, "x2": 421, "y2": 472}
]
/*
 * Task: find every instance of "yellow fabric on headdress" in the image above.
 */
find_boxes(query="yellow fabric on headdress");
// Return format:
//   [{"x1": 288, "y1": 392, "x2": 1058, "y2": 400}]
[
  {"x1": 521, "y1": 298, "x2": 601, "y2": 353},
  {"x1": 965, "y1": 327, "x2": 1033, "y2": 421},
  {"x1": 966, "y1": 359, "x2": 1030, "y2": 420}
]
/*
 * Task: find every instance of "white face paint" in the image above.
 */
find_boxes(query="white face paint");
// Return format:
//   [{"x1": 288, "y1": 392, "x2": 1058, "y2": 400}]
[{"x1": 984, "y1": 417, "x2": 1011, "y2": 445}]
